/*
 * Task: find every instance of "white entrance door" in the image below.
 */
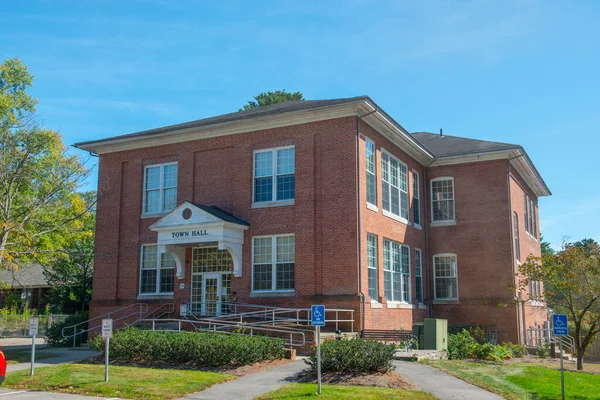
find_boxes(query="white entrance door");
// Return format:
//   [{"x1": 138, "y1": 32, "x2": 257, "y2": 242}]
[{"x1": 202, "y1": 273, "x2": 222, "y2": 316}]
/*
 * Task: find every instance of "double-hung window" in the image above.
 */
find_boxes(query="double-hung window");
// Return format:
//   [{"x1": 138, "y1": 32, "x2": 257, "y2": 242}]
[
  {"x1": 367, "y1": 234, "x2": 378, "y2": 300},
  {"x1": 383, "y1": 239, "x2": 410, "y2": 303},
  {"x1": 366, "y1": 139, "x2": 377, "y2": 207},
  {"x1": 143, "y1": 163, "x2": 178, "y2": 214},
  {"x1": 139, "y1": 245, "x2": 175, "y2": 294},
  {"x1": 252, "y1": 235, "x2": 295, "y2": 292},
  {"x1": 412, "y1": 171, "x2": 421, "y2": 227},
  {"x1": 523, "y1": 193, "x2": 538, "y2": 239},
  {"x1": 415, "y1": 248, "x2": 423, "y2": 304},
  {"x1": 433, "y1": 254, "x2": 458, "y2": 300},
  {"x1": 381, "y1": 151, "x2": 409, "y2": 223},
  {"x1": 513, "y1": 212, "x2": 520, "y2": 262},
  {"x1": 254, "y1": 146, "x2": 295, "y2": 204},
  {"x1": 431, "y1": 177, "x2": 455, "y2": 223},
  {"x1": 529, "y1": 280, "x2": 542, "y2": 301}
]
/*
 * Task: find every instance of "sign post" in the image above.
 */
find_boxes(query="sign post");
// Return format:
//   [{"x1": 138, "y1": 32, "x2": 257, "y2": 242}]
[
  {"x1": 28, "y1": 317, "x2": 39, "y2": 376},
  {"x1": 552, "y1": 314, "x2": 568, "y2": 400},
  {"x1": 311, "y1": 305, "x2": 325, "y2": 395},
  {"x1": 102, "y1": 319, "x2": 113, "y2": 382}
]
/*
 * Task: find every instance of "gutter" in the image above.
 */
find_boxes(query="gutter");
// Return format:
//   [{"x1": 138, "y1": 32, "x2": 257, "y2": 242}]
[{"x1": 356, "y1": 107, "x2": 378, "y2": 333}]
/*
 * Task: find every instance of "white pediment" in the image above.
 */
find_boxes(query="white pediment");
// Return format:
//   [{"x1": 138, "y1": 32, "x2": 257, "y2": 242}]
[{"x1": 149, "y1": 202, "x2": 223, "y2": 230}]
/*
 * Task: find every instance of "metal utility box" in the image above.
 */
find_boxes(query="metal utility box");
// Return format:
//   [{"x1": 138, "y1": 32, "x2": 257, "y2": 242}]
[
  {"x1": 412, "y1": 324, "x2": 425, "y2": 349},
  {"x1": 423, "y1": 318, "x2": 448, "y2": 350}
]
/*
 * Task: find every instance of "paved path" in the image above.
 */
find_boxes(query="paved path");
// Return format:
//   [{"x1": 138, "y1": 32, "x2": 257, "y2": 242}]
[
  {"x1": 393, "y1": 361, "x2": 504, "y2": 400},
  {"x1": 7, "y1": 349, "x2": 99, "y2": 373},
  {"x1": 184, "y1": 359, "x2": 308, "y2": 400},
  {"x1": 0, "y1": 388, "x2": 112, "y2": 399}
]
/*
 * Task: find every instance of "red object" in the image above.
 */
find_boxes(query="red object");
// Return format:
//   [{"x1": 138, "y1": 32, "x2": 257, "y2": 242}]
[{"x1": 0, "y1": 349, "x2": 6, "y2": 385}]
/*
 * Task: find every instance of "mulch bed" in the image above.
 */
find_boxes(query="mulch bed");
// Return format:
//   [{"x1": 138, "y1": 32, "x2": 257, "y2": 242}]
[
  {"x1": 295, "y1": 369, "x2": 418, "y2": 390},
  {"x1": 79, "y1": 355, "x2": 292, "y2": 377}
]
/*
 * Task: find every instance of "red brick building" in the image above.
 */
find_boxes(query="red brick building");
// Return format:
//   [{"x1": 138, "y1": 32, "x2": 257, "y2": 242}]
[{"x1": 75, "y1": 96, "x2": 550, "y2": 344}]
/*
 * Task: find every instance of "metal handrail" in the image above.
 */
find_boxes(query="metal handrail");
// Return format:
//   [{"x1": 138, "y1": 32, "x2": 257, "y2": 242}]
[
  {"x1": 128, "y1": 303, "x2": 175, "y2": 327},
  {"x1": 140, "y1": 318, "x2": 309, "y2": 347},
  {"x1": 62, "y1": 303, "x2": 148, "y2": 339}
]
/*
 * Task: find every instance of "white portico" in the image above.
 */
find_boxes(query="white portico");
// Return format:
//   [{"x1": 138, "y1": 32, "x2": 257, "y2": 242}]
[{"x1": 149, "y1": 202, "x2": 249, "y2": 315}]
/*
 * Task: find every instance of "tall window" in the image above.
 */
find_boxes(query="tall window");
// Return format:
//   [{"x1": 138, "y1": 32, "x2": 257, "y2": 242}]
[
  {"x1": 415, "y1": 248, "x2": 423, "y2": 304},
  {"x1": 513, "y1": 212, "x2": 520, "y2": 262},
  {"x1": 367, "y1": 234, "x2": 378, "y2": 299},
  {"x1": 140, "y1": 245, "x2": 175, "y2": 294},
  {"x1": 366, "y1": 139, "x2": 377, "y2": 206},
  {"x1": 434, "y1": 254, "x2": 458, "y2": 300},
  {"x1": 532, "y1": 205, "x2": 537, "y2": 239},
  {"x1": 381, "y1": 151, "x2": 409, "y2": 222},
  {"x1": 523, "y1": 193, "x2": 529, "y2": 233},
  {"x1": 523, "y1": 194, "x2": 537, "y2": 239},
  {"x1": 143, "y1": 163, "x2": 178, "y2": 214},
  {"x1": 252, "y1": 235, "x2": 295, "y2": 292},
  {"x1": 529, "y1": 280, "x2": 542, "y2": 301},
  {"x1": 412, "y1": 171, "x2": 421, "y2": 227},
  {"x1": 254, "y1": 147, "x2": 295, "y2": 203},
  {"x1": 431, "y1": 177, "x2": 455, "y2": 222},
  {"x1": 383, "y1": 239, "x2": 410, "y2": 302}
]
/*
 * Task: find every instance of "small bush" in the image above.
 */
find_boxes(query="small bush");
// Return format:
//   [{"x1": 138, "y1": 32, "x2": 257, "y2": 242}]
[
  {"x1": 306, "y1": 338, "x2": 395, "y2": 373},
  {"x1": 537, "y1": 341, "x2": 551, "y2": 359},
  {"x1": 447, "y1": 329, "x2": 479, "y2": 360},
  {"x1": 45, "y1": 312, "x2": 88, "y2": 347},
  {"x1": 88, "y1": 328, "x2": 286, "y2": 367},
  {"x1": 474, "y1": 342, "x2": 511, "y2": 363},
  {"x1": 502, "y1": 342, "x2": 527, "y2": 358}
]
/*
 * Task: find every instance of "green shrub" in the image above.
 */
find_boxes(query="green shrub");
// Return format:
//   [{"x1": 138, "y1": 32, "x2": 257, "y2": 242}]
[
  {"x1": 45, "y1": 312, "x2": 88, "y2": 347},
  {"x1": 474, "y1": 342, "x2": 511, "y2": 363},
  {"x1": 537, "y1": 341, "x2": 551, "y2": 359},
  {"x1": 306, "y1": 338, "x2": 395, "y2": 373},
  {"x1": 447, "y1": 329, "x2": 479, "y2": 360},
  {"x1": 501, "y1": 342, "x2": 527, "y2": 358},
  {"x1": 88, "y1": 328, "x2": 285, "y2": 367}
]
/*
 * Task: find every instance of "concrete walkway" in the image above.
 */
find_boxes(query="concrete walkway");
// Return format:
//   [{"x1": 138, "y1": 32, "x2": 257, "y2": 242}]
[
  {"x1": 184, "y1": 359, "x2": 308, "y2": 400},
  {"x1": 393, "y1": 361, "x2": 504, "y2": 400},
  {"x1": 0, "y1": 388, "x2": 111, "y2": 399},
  {"x1": 7, "y1": 348, "x2": 99, "y2": 373}
]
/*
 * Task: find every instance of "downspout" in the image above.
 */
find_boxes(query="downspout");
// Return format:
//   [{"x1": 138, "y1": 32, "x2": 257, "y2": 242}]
[
  {"x1": 423, "y1": 159, "x2": 436, "y2": 318},
  {"x1": 356, "y1": 108, "x2": 378, "y2": 332}
]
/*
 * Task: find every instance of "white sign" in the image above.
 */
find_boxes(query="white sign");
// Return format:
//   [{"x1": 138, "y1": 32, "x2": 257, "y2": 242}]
[
  {"x1": 28, "y1": 317, "x2": 39, "y2": 336},
  {"x1": 102, "y1": 319, "x2": 113, "y2": 338}
]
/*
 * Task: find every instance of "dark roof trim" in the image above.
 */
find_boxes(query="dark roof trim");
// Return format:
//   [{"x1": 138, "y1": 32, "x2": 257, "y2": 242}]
[{"x1": 190, "y1": 203, "x2": 249, "y2": 226}]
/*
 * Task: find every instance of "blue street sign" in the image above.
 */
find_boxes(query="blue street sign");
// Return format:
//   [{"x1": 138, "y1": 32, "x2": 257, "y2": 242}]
[
  {"x1": 553, "y1": 314, "x2": 568, "y2": 336},
  {"x1": 311, "y1": 305, "x2": 325, "y2": 327}
]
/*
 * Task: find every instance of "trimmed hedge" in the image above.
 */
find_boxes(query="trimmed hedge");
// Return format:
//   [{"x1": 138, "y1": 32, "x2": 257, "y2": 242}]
[
  {"x1": 306, "y1": 338, "x2": 395, "y2": 373},
  {"x1": 88, "y1": 328, "x2": 285, "y2": 367}
]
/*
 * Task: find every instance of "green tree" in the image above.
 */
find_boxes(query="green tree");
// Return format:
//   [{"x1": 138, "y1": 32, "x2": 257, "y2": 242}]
[
  {"x1": 42, "y1": 191, "x2": 95, "y2": 312},
  {"x1": 0, "y1": 58, "x2": 91, "y2": 269},
  {"x1": 519, "y1": 239, "x2": 600, "y2": 370},
  {"x1": 540, "y1": 235, "x2": 554, "y2": 256},
  {"x1": 240, "y1": 90, "x2": 304, "y2": 111}
]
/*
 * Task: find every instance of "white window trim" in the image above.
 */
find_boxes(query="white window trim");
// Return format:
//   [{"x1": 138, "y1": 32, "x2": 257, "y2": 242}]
[
  {"x1": 139, "y1": 244, "x2": 175, "y2": 296},
  {"x1": 433, "y1": 253, "x2": 459, "y2": 301},
  {"x1": 412, "y1": 169, "x2": 422, "y2": 230},
  {"x1": 513, "y1": 211, "x2": 521, "y2": 263},
  {"x1": 367, "y1": 233, "x2": 378, "y2": 301},
  {"x1": 383, "y1": 239, "x2": 411, "y2": 304},
  {"x1": 251, "y1": 234, "x2": 295, "y2": 293},
  {"x1": 365, "y1": 137, "x2": 377, "y2": 209},
  {"x1": 415, "y1": 248, "x2": 424, "y2": 305},
  {"x1": 252, "y1": 145, "x2": 295, "y2": 206},
  {"x1": 430, "y1": 176, "x2": 456, "y2": 224},
  {"x1": 142, "y1": 162, "x2": 178, "y2": 216},
  {"x1": 381, "y1": 148, "x2": 410, "y2": 226}
]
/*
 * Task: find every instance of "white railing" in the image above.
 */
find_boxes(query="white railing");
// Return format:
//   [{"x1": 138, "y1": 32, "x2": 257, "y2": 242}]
[{"x1": 524, "y1": 327, "x2": 576, "y2": 355}]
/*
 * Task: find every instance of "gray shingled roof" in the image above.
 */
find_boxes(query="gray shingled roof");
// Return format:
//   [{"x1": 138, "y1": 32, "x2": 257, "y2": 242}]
[
  {"x1": 192, "y1": 204, "x2": 250, "y2": 226},
  {"x1": 74, "y1": 96, "x2": 370, "y2": 148},
  {"x1": 411, "y1": 132, "x2": 521, "y2": 158},
  {"x1": 0, "y1": 264, "x2": 49, "y2": 288}
]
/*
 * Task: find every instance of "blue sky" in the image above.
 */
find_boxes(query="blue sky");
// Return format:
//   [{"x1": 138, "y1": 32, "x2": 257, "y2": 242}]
[{"x1": 1, "y1": 0, "x2": 599, "y2": 249}]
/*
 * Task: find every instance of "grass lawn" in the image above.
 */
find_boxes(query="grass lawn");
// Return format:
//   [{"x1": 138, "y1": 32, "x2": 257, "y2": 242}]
[
  {"x1": 427, "y1": 360, "x2": 600, "y2": 400},
  {"x1": 3, "y1": 349, "x2": 58, "y2": 364},
  {"x1": 5, "y1": 364, "x2": 234, "y2": 400},
  {"x1": 256, "y1": 383, "x2": 436, "y2": 400}
]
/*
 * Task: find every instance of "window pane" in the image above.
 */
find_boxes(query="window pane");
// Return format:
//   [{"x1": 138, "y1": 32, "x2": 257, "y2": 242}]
[
  {"x1": 142, "y1": 245, "x2": 158, "y2": 269},
  {"x1": 145, "y1": 190, "x2": 161, "y2": 213},
  {"x1": 254, "y1": 177, "x2": 273, "y2": 202},
  {"x1": 163, "y1": 164, "x2": 178, "y2": 188},
  {"x1": 367, "y1": 173, "x2": 376, "y2": 205},
  {"x1": 276, "y1": 175, "x2": 295, "y2": 200},
  {"x1": 255, "y1": 151, "x2": 273, "y2": 178},
  {"x1": 384, "y1": 271, "x2": 392, "y2": 300},
  {"x1": 253, "y1": 264, "x2": 272, "y2": 290},
  {"x1": 276, "y1": 148, "x2": 295, "y2": 174},
  {"x1": 368, "y1": 268, "x2": 378, "y2": 299},
  {"x1": 253, "y1": 238, "x2": 272, "y2": 264},
  {"x1": 382, "y1": 181, "x2": 390, "y2": 211},
  {"x1": 276, "y1": 263, "x2": 295, "y2": 290},
  {"x1": 435, "y1": 255, "x2": 458, "y2": 299},
  {"x1": 141, "y1": 270, "x2": 157, "y2": 293},
  {"x1": 413, "y1": 198, "x2": 420, "y2": 225},
  {"x1": 145, "y1": 166, "x2": 160, "y2": 190},
  {"x1": 163, "y1": 188, "x2": 177, "y2": 211},
  {"x1": 416, "y1": 276, "x2": 423, "y2": 303},
  {"x1": 160, "y1": 268, "x2": 174, "y2": 293},
  {"x1": 276, "y1": 236, "x2": 295, "y2": 263},
  {"x1": 367, "y1": 234, "x2": 378, "y2": 299},
  {"x1": 391, "y1": 186, "x2": 400, "y2": 215}
]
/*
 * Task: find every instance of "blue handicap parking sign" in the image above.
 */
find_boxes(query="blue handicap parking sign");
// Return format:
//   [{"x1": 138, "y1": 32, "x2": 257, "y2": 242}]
[
  {"x1": 553, "y1": 314, "x2": 568, "y2": 336},
  {"x1": 311, "y1": 305, "x2": 325, "y2": 327}
]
